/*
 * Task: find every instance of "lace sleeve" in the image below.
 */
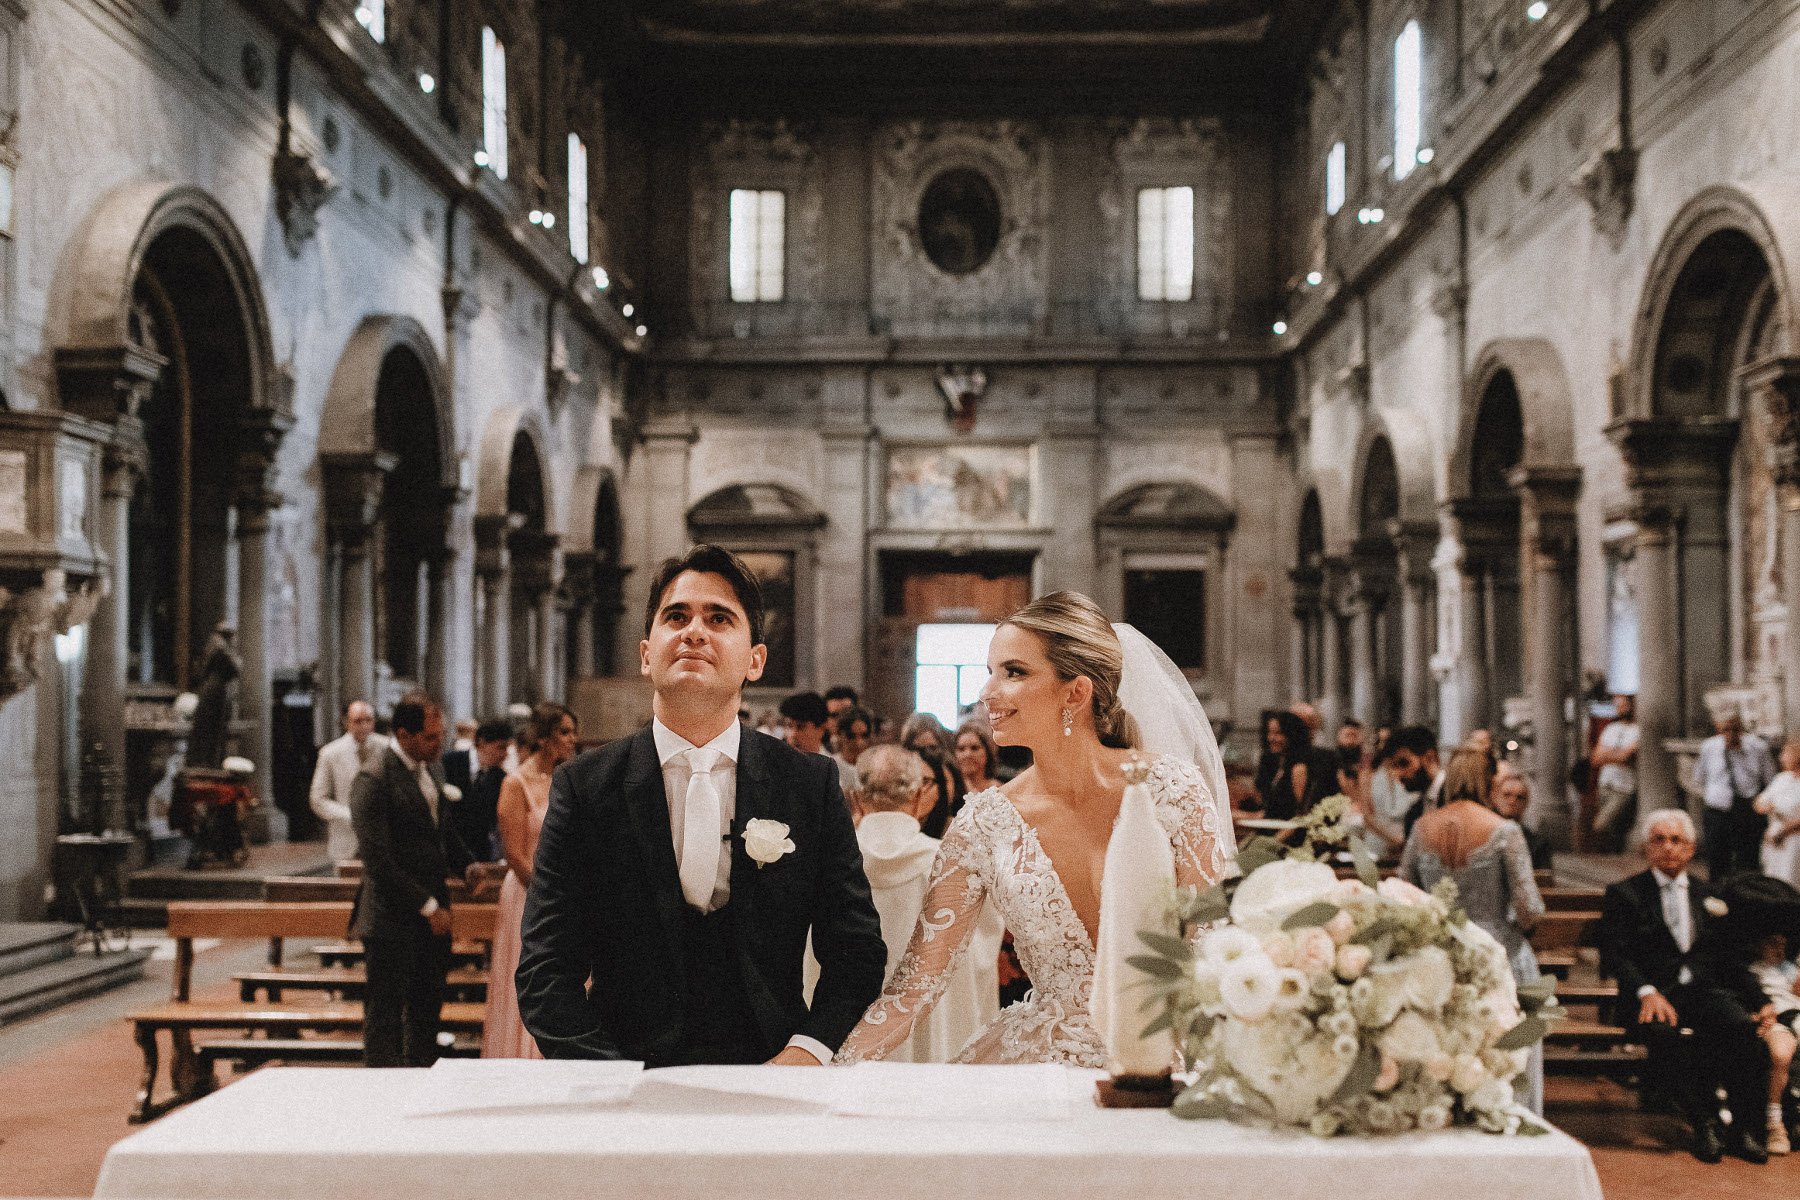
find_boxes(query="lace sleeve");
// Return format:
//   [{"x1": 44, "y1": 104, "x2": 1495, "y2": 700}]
[
  {"x1": 1149, "y1": 757, "x2": 1228, "y2": 892},
  {"x1": 1500, "y1": 822, "x2": 1544, "y2": 933},
  {"x1": 833, "y1": 805, "x2": 991, "y2": 1064}
]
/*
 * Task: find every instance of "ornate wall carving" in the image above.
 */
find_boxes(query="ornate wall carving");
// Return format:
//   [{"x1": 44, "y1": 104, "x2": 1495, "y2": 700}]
[
  {"x1": 1096, "y1": 118, "x2": 1231, "y2": 336},
  {"x1": 870, "y1": 120, "x2": 1048, "y2": 337},
  {"x1": 689, "y1": 119, "x2": 824, "y2": 330}
]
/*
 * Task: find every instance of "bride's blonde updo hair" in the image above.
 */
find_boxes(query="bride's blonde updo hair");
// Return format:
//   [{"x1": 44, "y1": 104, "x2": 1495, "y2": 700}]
[{"x1": 1002, "y1": 591, "x2": 1141, "y2": 750}]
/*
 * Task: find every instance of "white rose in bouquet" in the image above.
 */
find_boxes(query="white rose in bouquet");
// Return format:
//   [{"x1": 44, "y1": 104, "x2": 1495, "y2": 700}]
[
  {"x1": 1292, "y1": 927, "x2": 1337, "y2": 977},
  {"x1": 1404, "y1": 946, "x2": 1456, "y2": 1013},
  {"x1": 1202, "y1": 925, "x2": 1267, "y2": 967},
  {"x1": 1218, "y1": 952, "x2": 1282, "y2": 1021},
  {"x1": 1353, "y1": 963, "x2": 1409, "y2": 1028},
  {"x1": 1229, "y1": 859, "x2": 1339, "y2": 936},
  {"x1": 1220, "y1": 1015, "x2": 1354, "y2": 1125},
  {"x1": 1377, "y1": 877, "x2": 1436, "y2": 908},
  {"x1": 1378, "y1": 1010, "x2": 1444, "y2": 1063}
]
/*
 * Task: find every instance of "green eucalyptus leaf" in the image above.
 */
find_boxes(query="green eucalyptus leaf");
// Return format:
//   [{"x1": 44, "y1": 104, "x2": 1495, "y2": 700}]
[
  {"x1": 1516, "y1": 1120, "x2": 1550, "y2": 1137},
  {"x1": 1139, "y1": 1008, "x2": 1175, "y2": 1038},
  {"x1": 1494, "y1": 1016, "x2": 1549, "y2": 1050},
  {"x1": 1125, "y1": 954, "x2": 1185, "y2": 980},
  {"x1": 1138, "y1": 931, "x2": 1196, "y2": 961},
  {"x1": 1171, "y1": 1088, "x2": 1229, "y2": 1120},
  {"x1": 1235, "y1": 837, "x2": 1285, "y2": 875},
  {"x1": 1330, "y1": 1041, "x2": 1382, "y2": 1103},
  {"x1": 1351, "y1": 838, "x2": 1380, "y2": 888},
  {"x1": 1281, "y1": 901, "x2": 1342, "y2": 931}
]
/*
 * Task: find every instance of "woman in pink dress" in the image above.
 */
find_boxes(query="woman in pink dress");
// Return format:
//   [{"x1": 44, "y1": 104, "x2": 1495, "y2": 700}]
[{"x1": 482, "y1": 701, "x2": 578, "y2": 1058}]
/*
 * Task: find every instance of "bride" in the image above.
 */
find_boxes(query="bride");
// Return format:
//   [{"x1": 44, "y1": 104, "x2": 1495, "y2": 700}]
[{"x1": 835, "y1": 591, "x2": 1231, "y2": 1066}]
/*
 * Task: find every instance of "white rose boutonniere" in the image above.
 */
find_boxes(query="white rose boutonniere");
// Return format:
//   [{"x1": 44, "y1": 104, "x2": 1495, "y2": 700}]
[
  {"x1": 742, "y1": 818, "x2": 795, "y2": 867},
  {"x1": 442, "y1": 784, "x2": 463, "y2": 803},
  {"x1": 1703, "y1": 896, "x2": 1728, "y2": 918}
]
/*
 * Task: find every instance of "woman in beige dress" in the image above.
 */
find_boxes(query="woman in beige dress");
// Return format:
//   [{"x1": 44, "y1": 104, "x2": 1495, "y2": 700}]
[{"x1": 481, "y1": 701, "x2": 578, "y2": 1058}]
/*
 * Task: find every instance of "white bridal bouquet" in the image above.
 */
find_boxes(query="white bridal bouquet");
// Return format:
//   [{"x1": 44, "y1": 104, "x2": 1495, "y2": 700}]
[{"x1": 1130, "y1": 839, "x2": 1557, "y2": 1137}]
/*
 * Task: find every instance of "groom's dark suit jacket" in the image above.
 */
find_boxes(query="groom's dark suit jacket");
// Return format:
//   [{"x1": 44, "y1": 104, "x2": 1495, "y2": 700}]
[{"x1": 516, "y1": 724, "x2": 887, "y2": 1063}]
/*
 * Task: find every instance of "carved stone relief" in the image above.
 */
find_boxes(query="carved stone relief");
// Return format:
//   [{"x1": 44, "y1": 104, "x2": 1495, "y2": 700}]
[
  {"x1": 1097, "y1": 118, "x2": 1231, "y2": 336},
  {"x1": 689, "y1": 120, "x2": 824, "y2": 330},
  {"x1": 871, "y1": 120, "x2": 1048, "y2": 337}
]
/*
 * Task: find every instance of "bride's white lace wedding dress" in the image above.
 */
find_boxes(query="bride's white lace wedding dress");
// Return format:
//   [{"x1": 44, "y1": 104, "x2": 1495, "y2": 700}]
[{"x1": 834, "y1": 754, "x2": 1227, "y2": 1066}]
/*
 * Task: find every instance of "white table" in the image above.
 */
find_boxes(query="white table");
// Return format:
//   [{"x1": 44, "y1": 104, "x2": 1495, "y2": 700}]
[{"x1": 94, "y1": 1066, "x2": 1604, "y2": 1200}]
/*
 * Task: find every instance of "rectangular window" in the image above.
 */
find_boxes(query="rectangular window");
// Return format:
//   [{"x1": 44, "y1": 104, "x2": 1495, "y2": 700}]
[
  {"x1": 567, "y1": 134, "x2": 589, "y2": 264},
  {"x1": 915, "y1": 623, "x2": 996, "y2": 731},
  {"x1": 1393, "y1": 19, "x2": 1422, "y2": 181},
  {"x1": 1326, "y1": 141, "x2": 1346, "y2": 216},
  {"x1": 1123, "y1": 568, "x2": 1207, "y2": 671},
  {"x1": 728, "y1": 188, "x2": 785, "y2": 302},
  {"x1": 481, "y1": 26, "x2": 508, "y2": 181},
  {"x1": 1136, "y1": 186, "x2": 1195, "y2": 302}
]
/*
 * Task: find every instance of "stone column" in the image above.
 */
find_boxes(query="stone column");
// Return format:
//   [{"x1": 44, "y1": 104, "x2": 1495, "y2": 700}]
[
  {"x1": 1230, "y1": 431, "x2": 1288, "y2": 728},
  {"x1": 538, "y1": 586, "x2": 559, "y2": 701},
  {"x1": 1630, "y1": 511, "x2": 1681, "y2": 820},
  {"x1": 1318, "y1": 562, "x2": 1346, "y2": 733},
  {"x1": 562, "y1": 551, "x2": 598, "y2": 680},
  {"x1": 1347, "y1": 582, "x2": 1375, "y2": 725},
  {"x1": 235, "y1": 403, "x2": 294, "y2": 838},
  {"x1": 425, "y1": 552, "x2": 454, "y2": 704},
  {"x1": 474, "y1": 515, "x2": 514, "y2": 716},
  {"x1": 84, "y1": 424, "x2": 147, "y2": 792},
  {"x1": 1744, "y1": 357, "x2": 1800, "y2": 733},
  {"x1": 1289, "y1": 567, "x2": 1321, "y2": 707},
  {"x1": 819, "y1": 419, "x2": 873, "y2": 691},
  {"x1": 1510, "y1": 466, "x2": 1582, "y2": 849},
  {"x1": 322, "y1": 453, "x2": 394, "y2": 708},
  {"x1": 1392, "y1": 523, "x2": 1436, "y2": 726}
]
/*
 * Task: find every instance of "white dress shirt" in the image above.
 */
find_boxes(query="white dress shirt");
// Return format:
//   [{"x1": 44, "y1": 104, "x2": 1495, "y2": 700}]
[
  {"x1": 1694, "y1": 732, "x2": 1777, "y2": 811},
  {"x1": 1643, "y1": 867, "x2": 1694, "y2": 996},
  {"x1": 651, "y1": 718, "x2": 830, "y2": 1066},
  {"x1": 309, "y1": 731, "x2": 390, "y2": 862},
  {"x1": 392, "y1": 742, "x2": 443, "y2": 918}
]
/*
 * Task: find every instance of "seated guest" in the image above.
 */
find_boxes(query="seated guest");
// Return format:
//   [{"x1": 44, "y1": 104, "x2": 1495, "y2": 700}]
[
  {"x1": 1749, "y1": 932, "x2": 1799, "y2": 1155},
  {"x1": 900, "y1": 711, "x2": 956, "y2": 759},
  {"x1": 442, "y1": 718, "x2": 511, "y2": 869},
  {"x1": 806, "y1": 745, "x2": 1000, "y2": 1061},
  {"x1": 1594, "y1": 809, "x2": 1774, "y2": 1162},
  {"x1": 349, "y1": 691, "x2": 453, "y2": 1068},
  {"x1": 823, "y1": 685, "x2": 860, "y2": 720},
  {"x1": 1492, "y1": 765, "x2": 1554, "y2": 871},
  {"x1": 1251, "y1": 709, "x2": 1319, "y2": 820},
  {"x1": 1383, "y1": 724, "x2": 1444, "y2": 837},
  {"x1": 783, "y1": 691, "x2": 857, "y2": 796}
]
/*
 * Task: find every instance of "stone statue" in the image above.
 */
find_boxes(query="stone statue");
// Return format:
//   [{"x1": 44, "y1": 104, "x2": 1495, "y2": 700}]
[{"x1": 187, "y1": 624, "x2": 240, "y2": 769}]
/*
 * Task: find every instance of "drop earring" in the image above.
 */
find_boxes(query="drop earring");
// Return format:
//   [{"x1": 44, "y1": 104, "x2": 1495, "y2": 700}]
[{"x1": 1062, "y1": 709, "x2": 1073, "y2": 737}]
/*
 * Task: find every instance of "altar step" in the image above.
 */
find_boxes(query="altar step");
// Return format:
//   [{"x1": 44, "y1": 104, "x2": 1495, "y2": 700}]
[{"x1": 0, "y1": 923, "x2": 150, "y2": 1026}]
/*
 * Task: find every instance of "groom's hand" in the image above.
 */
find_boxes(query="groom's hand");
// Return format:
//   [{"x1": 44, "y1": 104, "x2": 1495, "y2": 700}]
[{"x1": 766, "y1": 1045, "x2": 824, "y2": 1066}]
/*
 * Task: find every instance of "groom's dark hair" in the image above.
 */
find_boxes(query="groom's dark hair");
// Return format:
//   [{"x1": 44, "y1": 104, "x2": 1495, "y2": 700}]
[{"x1": 643, "y1": 544, "x2": 767, "y2": 647}]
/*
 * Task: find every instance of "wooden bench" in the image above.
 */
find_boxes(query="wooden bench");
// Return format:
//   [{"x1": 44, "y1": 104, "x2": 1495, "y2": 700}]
[
  {"x1": 309, "y1": 940, "x2": 489, "y2": 969},
  {"x1": 234, "y1": 964, "x2": 488, "y2": 1003},
  {"x1": 263, "y1": 875, "x2": 477, "y2": 905},
  {"x1": 129, "y1": 900, "x2": 496, "y2": 1122},
  {"x1": 1541, "y1": 887, "x2": 1604, "y2": 911}
]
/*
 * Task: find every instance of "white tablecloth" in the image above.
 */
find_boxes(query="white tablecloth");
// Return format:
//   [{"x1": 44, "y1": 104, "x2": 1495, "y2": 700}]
[{"x1": 94, "y1": 1065, "x2": 1604, "y2": 1200}]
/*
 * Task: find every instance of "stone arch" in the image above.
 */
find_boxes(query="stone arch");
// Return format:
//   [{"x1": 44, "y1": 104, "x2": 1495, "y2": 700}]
[
  {"x1": 52, "y1": 181, "x2": 274, "y2": 414},
  {"x1": 1629, "y1": 186, "x2": 1795, "y2": 420},
  {"x1": 1452, "y1": 339, "x2": 1578, "y2": 495},
  {"x1": 318, "y1": 316, "x2": 456, "y2": 489},
  {"x1": 563, "y1": 464, "x2": 628, "y2": 678},
  {"x1": 475, "y1": 404, "x2": 561, "y2": 536}
]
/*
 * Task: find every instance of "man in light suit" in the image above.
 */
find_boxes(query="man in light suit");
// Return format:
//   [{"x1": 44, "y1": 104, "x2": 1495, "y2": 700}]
[
  {"x1": 310, "y1": 700, "x2": 388, "y2": 862},
  {"x1": 350, "y1": 691, "x2": 453, "y2": 1068},
  {"x1": 518, "y1": 545, "x2": 886, "y2": 1067}
]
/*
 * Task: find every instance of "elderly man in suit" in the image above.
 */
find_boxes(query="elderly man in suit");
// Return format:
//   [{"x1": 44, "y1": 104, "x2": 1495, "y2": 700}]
[
  {"x1": 310, "y1": 700, "x2": 388, "y2": 862},
  {"x1": 350, "y1": 690, "x2": 454, "y2": 1068},
  {"x1": 1595, "y1": 808, "x2": 1777, "y2": 1163}
]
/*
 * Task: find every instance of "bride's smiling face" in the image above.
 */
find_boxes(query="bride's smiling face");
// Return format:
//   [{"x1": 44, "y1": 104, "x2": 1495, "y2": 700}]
[{"x1": 979, "y1": 623, "x2": 1086, "y2": 748}]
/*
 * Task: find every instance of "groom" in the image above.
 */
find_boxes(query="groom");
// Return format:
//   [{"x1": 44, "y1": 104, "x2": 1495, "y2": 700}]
[{"x1": 517, "y1": 545, "x2": 887, "y2": 1065}]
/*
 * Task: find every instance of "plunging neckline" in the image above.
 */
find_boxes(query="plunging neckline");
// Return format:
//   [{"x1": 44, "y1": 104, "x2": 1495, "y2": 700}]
[{"x1": 983, "y1": 786, "x2": 1111, "y2": 953}]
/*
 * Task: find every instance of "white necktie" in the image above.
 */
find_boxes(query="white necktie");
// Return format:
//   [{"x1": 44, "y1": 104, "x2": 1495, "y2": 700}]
[
  {"x1": 679, "y1": 748, "x2": 722, "y2": 909},
  {"x1": 419, "y1": 768, "x2": 438, "y2": 824},
  {"x1": 1662, "y1": 879, "x2": 1691, "y2": 953}
]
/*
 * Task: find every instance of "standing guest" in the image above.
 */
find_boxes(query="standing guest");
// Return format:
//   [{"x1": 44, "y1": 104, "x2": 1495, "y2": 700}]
[
  {"x1": 806, "y1": 745, "x2": 1002, "y2": 1061},
  {"x1": 1594, "y1": 809, "x2": 1775, "y2": 1163},
  {"x1": 442, "y1": 719, "x2": 511, "y2": 869},
  {"x1": 1755, "y1": 737, "x2": 1800, "y2": 888},
  {"x1": 954, "y1": 721, "x2": 1003, "y2": 793},
  {"x1": 783, "y1": 691, "x2": 857, "y2": 797},
  {"x1": 1492, "y1": 766, "x2": 1555, "y2": 872},
  {"x1": 1402, "y1": 750, "x2": 1546, "y2": 1113},
  {"x1": 1251, "y1": 709, "x2": 1318, "y2": 820},
  {"x1": 913, "y1": 744, "x2": 968, "y2": 840},
  {"x1": 349, "y1": 691, "x2": 453, "y2": 1068},
  {"x1": 832, "y1": 707, "x2": 874, "y2": 782},
  {"x1": 483, "y1": 702, "x2": 579, "y2": 1059},
  {"x1": 1695, "y1": 708, "x2": 1778, "y2": 881},
  {"x1": 823, "y1": 686, "x2": 860, "y2": 720},
  {"x1": 900, "y1": 711, "x2": 956, "y2": 759},
  {"x1": 451, "y1": 719, "x2": 477, "y2": 754},
  {"x1": 1592, "y1": 694, "x2": 1641, "y2": 848},
  {"x1": 310, "y1": 700, "x2": 389, "y2": 863}
]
